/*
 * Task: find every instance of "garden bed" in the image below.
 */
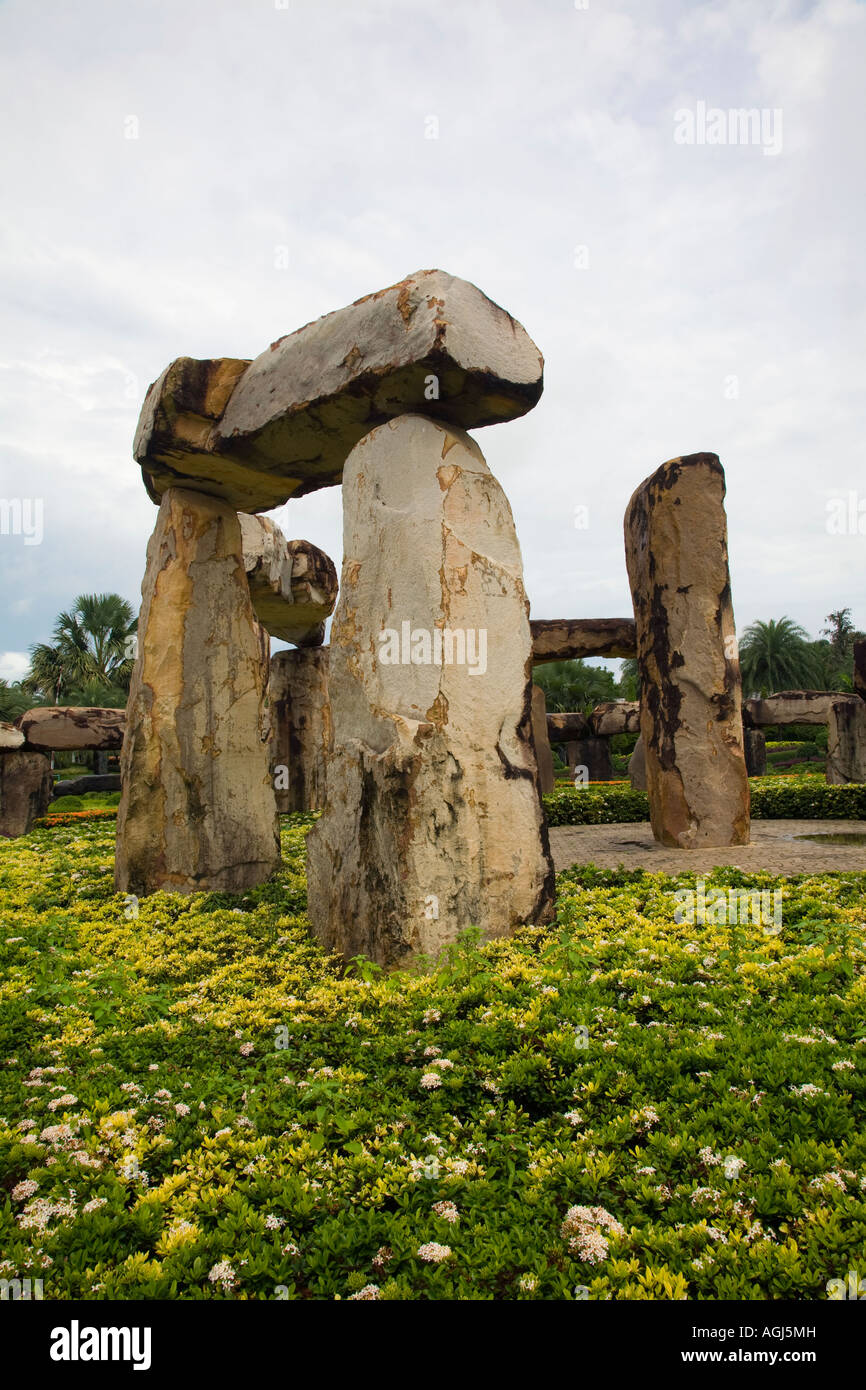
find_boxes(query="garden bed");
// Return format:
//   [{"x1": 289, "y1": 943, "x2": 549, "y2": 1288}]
[{"x1": 0, "y1": 816, "x2": 864, "y2": 1300}]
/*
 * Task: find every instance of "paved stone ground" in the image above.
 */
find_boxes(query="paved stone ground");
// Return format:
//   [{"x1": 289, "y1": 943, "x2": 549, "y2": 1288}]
[{"x1": 549, "y1": 820, "x2": 866, "y2": 875}]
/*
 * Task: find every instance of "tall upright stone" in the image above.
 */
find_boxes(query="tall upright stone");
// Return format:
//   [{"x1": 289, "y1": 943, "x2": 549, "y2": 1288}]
[
  {"x1": 826, "y1": 697, "x2": 866, "y2": 784},
  {"x1": 269, "y1": 647, "x2": 332, "y2": 813},
  {"x1": 624, "y1": 453, "x2": 750, "y2": 848},
  {"x1": 628, "y1": 734, "x2": 646, "y2": 790},
  {"x1": 0, "y1": 751, "x2": 53, "y2": 837},
  {"x1": 530, "y1": 684, "x2": 555, "y2": 794},
  {"x1": 743, "y1": 728, "x2": 767, "y2": 777},
  {"x1": 306, "y1": 414, "x2": 555, "y2": 965},
  {"x1": 115, "y1": 487, "x2": 280, "y2": 894},
  {"x1": 854, "y1": 639, "x2": 866, "y2": 702}
]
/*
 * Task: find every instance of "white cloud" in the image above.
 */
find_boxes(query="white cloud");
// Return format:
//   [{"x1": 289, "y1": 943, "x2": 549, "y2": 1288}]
[
  {"x1": 0, "y1": 651, "x2": 30, "y2": 681},
  {"x1": 0, "y1": 0, "x2": 863, "y2": 664}
]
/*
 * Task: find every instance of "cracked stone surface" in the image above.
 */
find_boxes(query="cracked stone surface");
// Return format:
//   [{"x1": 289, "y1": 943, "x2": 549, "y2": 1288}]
[
  {"x1": 134, "y1": 269, "x2": 544, "y2": 512},
  {"x1": 827, "y1": 698, "x2": 866, "y2": 784},
  {"x1": 625, "y1": 453, "x2": 750, "y2": 848},
  {"x1": 115, "y1": 486, "x2": 280, "y2": 895},
  {"x1": 17, "y1": 706, "x2": 126, "y2": 751},
  {"x1": 306, "y1": 413, "x2": 555, "y2": 966}
]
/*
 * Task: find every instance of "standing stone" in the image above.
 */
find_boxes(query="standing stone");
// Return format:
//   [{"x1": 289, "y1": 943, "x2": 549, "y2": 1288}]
[
  {"x1": 826, "y1": 697, "x2": 866, "y2": 784},
  {"x1": 628, "y1": 735, "x2": 646, "y2": 790},
  {"x1": 270, "y1": 647, "x2": 332, "y2": 813},
  {"x1": 115, "y1": 487, "x2": 280, "y2": 895},
  {"x1": 743, "y1": 728, "x2": 767, "y2": 777},
  {"x1": 0, "y1": 752, "x2": 53, "y2": 837},
  {"x1": 530, "y1": 684, "x2": 555, "y2": 794},
  {"x1": 306, "y1": 414, "x2": 555, "y2": 966},
  {"x1": 624, "y1": 453, "x2": 750, "y2": 848},
  {"x1": 854, "y1": 639, "x2": 866, "y2": 702},
  {"x1": 567, "y1": 737, "x2": 613, "y2": 783}
]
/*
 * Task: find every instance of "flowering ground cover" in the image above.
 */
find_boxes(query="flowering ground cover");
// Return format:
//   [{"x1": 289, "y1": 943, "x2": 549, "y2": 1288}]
[{"x1": 1, "y1": 815, "x2": 864, "y2": 1300}]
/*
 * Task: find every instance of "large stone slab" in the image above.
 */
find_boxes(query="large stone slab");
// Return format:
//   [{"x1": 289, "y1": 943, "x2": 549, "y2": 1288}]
[
  {"x1": 269, "y1": 647, "x2": 332, "y2": 813},
  {"x1": 136, "y1": 270, "x2": 544, "y2": 511},
  {"x1": 0, "y1": 751, "x2": 53, "y2": 837},
  {"x1": 239, "y1": 515, "x2": 337, "y2": 646},
  {"x1": 52, "y1": 774, "x2": 122, "y2": 799},
  {"x1": 530, "y1": 684, "x2": 555, "y2": 794},
  {"x1": 306, "y1": 413, "x2": 555, "y2": 965},
  {"x1": 826, "y1": 697, "x2": 866, "y2": 784},
  {"x1": 531, "y1": 617, "x2": 636, "y2": 664},
  {"x1": 625, "y1": 452, "x2": 750, "y2": 848},
  {"x1": 588, "y1": 700, "x2": 640, "y2": 736},
  {"x1": 743, "y1": 691, "x2": 841, "y2": 728},
  {"x1": 0, "y1": 721, "x2": 25, "y2": 750},
  {"x1": 546, "y1": 711, "x2": 590, "y2": 742},
  {"x1": 17, "y1": 706, "x2": 126, "y2": 751},
  {"x1": 115, "y1": 487, "x2": 280, "y2": 895}
]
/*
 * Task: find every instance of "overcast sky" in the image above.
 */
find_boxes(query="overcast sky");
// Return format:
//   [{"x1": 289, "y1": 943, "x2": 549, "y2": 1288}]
[{"x1": 1, "y1": 0, "x2": 864, "y2": 683}]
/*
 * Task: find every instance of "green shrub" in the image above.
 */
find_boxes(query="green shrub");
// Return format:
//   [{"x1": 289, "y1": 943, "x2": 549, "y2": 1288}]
[{"x1": 543, "y1": 778, "x2": 866, "y2": 826}]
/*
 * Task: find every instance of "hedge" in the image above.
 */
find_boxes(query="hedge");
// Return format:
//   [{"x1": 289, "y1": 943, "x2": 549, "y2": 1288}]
[{"x1": 543, "y1": 779, "x2": 866, "y2": 827}]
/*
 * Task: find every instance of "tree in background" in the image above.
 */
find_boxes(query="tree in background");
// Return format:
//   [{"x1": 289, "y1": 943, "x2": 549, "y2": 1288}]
[
  {"x1": 821, "y1": 608, "x2": 858, "y2": 660},
  {"x1": 618, "y1": 657, "x2": 640, "y2": 701},
  {"x1": 737, "y1": 618, "x2": 815, "y2": 697},
  {"x1": 534, "y1": 658, "x2": 620, "y2": 713},
  {"x1": 25, "y1": 593, "x2": 137, "y2": 705}
]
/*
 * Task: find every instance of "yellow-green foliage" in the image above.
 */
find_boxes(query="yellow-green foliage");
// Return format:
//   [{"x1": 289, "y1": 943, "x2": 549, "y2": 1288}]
[{"x1": 0, "y1": 817, "x2": 864, "y2": 1300}]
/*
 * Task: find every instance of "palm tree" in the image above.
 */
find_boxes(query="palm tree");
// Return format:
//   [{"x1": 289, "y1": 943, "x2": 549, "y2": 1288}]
[
  {"x1": 618, "y1": 658, "x2": 640, "y2": 701},
  {"x1": 0, "y1": 678, "x2": 30, "y2": 722},
  {"x1": 821, "y1": 609, "x2": 857, "y2": 661},
  {"x1": 534, "y1": 659, "x2": 619, "y2": 713},
  {"x1": 737, "y1": 617, "x2": 816, "y2": 698},
  {"x1": 25, "y1": 593, "x2": 137, "y2": 704}
]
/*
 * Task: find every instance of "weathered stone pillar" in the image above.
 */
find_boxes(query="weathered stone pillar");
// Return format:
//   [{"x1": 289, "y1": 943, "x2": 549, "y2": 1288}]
[
  {"x1": 854, "y1": 639, "x2": 866, "y2": 702},
  {"x1": 306, "y1": 414, "x2": 555, "y2": 966},
  {"x1": 624, "y1": 453, "x2": 750, "y2": 847},
  {"x1": 270, "y1": 647, "x2": 332, "y2": 813},
  {"x1": 827, "y1": 697, "x2": 866, "y2": 784},
  {"x1": 743, "y1": 729, "x2": 766, "y2": 777},
  {"x1": 530, "y1": 684, "x2": 555, "y2": 794},
  {"x1": 566, "y1": 737, "x2": 613, "y2": 783},
  {"x1": 115, "y1": 487, "x2": 280, "y2": 895},
  {"x1": 0, "y1": 748, "x2": 53, "y2": 837},
  {"x1": 628, "y1": 734, "x2": 646, "y2": 790}
]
